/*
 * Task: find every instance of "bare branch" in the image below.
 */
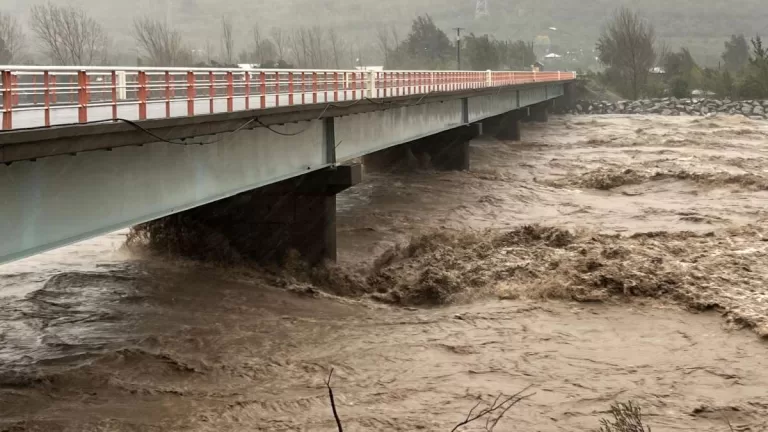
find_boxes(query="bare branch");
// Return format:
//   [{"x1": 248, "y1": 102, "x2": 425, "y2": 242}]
[
  {"x1": 133, "y1": 16, "x2": 190, "y2": 66},
  {"x1": 0, "y1": 11, "x2": 24, "y2": 63},
  {"x1": 324, "y1": 368, "x2": 343, "y2": 432},
  {"x1": 29, "y1": 2, "x2": 109, "y2": 65},
  {"x1": 220, "y1": 16, "x2": 234, "y2": 65},
  {"x1": 722, "y1": 413, "x2": 735, "y2": 432},
  {"x1": 450, "y1": 385, "x2": 534, "y2": 432},
  {"x1": 271, "y1": 27, "x2": 287, "y2": 62}
]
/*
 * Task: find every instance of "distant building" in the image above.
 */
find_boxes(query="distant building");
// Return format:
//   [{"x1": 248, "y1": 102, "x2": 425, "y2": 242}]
[{"x1": 355, "y1": 66, "x2": 384, "y2": 72}]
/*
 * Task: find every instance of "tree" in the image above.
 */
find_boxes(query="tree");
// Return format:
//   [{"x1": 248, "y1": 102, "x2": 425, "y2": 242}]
[
  {"x1": 465, "y1": 34, "x2": 500, "y2": 70},
  {"x1": 0, "y1": 11, "x2": 24, "y2": 63},
  {"x1": 271, "y1": 28, "x2": 287, "y2": 62},
  {"x1": 133, "y1": 16, "x2": 191, "y2": 66},
  {"x1": 503, "y1": 40, "x2": 536, "y2": 69},
  {"x1": 375, "y1": 25, "x2": 400, "y2": 68},
  {"x1": 327, "y1": 29, "x2": 347, "y2": 69},
  {"x1": 390, "y1": 14, "x2": 453, "y2": 69},
  {"x1": 220, "y1": 16, "x2": 234, "y2": 65},
  {"x1": 243, "y1": 25, "x2": 276, "y2": 65},
  {"x1": 596, "y1": 7, "x2": 656, "y2": 99},
  {"x1": 740, "y1": 35, "x2": 768, "y2": 98},
  {"x1": 722, "y1": 34, "x2": 749, "y2": 72},
  {"x1": 29, "y1": 2, "x2": 110, "y2": 65}
]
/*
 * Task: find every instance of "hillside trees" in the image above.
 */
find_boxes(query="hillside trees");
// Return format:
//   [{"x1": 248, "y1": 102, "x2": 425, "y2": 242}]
[{"x1": 596, "y1": 7, "x2": 656, "y2": 99}]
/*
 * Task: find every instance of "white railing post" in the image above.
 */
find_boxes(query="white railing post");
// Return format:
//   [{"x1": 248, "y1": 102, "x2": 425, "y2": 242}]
[
  {"x1": 116, "y1": 71, "x2": 127, "y2": 100},
  {"x1": 367, "y1": 70, "x2": 375, "y2": 98},
  {"x1": 486, "y1": 70, "x2": 492, "y2": 87}
]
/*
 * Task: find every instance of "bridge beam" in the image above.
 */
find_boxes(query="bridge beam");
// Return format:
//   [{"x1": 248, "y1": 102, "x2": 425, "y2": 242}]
[{"x1": 363, "y1": 125, "x2": 478, "y2": 172}]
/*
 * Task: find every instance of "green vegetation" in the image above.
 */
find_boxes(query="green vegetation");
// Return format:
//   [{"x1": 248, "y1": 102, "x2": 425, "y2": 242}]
[
  {"x1": 591, "y1": 6, "x2": 768, "y2": 101},
  {"x1": 463, "y1": 35, "x2": 535, "y2": 71},
  {"x1": 2, "y1": 0, "x2": 768, "y2": 67},
  {"x1": 596, "y1": 8, "x2": 656, "y2": 100}
]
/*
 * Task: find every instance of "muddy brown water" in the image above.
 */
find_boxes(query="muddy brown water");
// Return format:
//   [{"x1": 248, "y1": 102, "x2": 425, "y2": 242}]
[{"x1": 2, "y1": 114, "x2": 768, "y2": 431}]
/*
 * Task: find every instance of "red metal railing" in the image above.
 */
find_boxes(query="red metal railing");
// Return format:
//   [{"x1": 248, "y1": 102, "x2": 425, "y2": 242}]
[{"x1": 0, "y1": 67, "x2": 575, "y2": 130}]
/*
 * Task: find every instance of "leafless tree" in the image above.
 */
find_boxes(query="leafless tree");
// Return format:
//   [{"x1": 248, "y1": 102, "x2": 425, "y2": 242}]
[
  {"x1": 328, "y1": 29, "x2": 347, "y2": 69},
  {"x1": 306, "y1": 27, "x2": 328, "y2": 68},
  {"x1": 29, "y1": 2, "x2": 110, "y2": 65},
  {"x1": 271, "y1": 27, "x2": 287, "y2": 61},
  {"x1": 133, "y1": 16, "x2": 190, "y2": 66},
  {"x1": 245, "y1": 25, "x2": 277, "y2": 65},
  {"x1": 0, "y1": 11, "x2": 23, "y2": 63},
  {"x1": 376, "y1": 25, "x2": 392, "y2": 67},
  {"x1": 250, "y1": 25, "x2": 264, "y2": 63},
  {"x1": 375, "y1": 25, "x2": 400, "y2": 68},
  {"x1": 220, "y1": 16, "x2": 234, "y2": 65},
  {"x1": 289, "y1": 28, "x2": 307, "y2": 67},
  {"x1": 596, "y1": 7, "x2": 656, "y2": 99}
]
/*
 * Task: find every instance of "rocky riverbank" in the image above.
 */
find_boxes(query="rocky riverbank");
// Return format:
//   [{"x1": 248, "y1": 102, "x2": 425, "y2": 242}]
[{"x1": 570, "y1": 98, "x2": 768, "y2": 119}]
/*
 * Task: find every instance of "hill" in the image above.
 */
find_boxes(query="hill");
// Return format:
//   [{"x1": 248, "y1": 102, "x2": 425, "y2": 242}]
[{"x1": 3, "y1": 0, "x2": 767, "y2": 66}]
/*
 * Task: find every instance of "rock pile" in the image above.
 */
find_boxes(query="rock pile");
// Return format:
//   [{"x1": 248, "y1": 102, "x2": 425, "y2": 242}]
[{"x1": 570, "y1": 98, "x2": 768, "y2": 120}]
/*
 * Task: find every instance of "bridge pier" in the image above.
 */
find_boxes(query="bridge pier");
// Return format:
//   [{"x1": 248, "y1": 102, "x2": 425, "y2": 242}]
[
  {"x1": 495, "y1": 111, "x2": 523, "y2": 141},
  {"x1": 480, "y1": 115, "x2": 503, "y2": 137},
  {"x1": 363, "y1": 124, "x2": 478, "y2": 172},
  {"x1": 531, "y1": 102, "x2": 550, "y2": 123},
  {"x1": 133, "y1": 164, "x2": 362, "y2": 264}
]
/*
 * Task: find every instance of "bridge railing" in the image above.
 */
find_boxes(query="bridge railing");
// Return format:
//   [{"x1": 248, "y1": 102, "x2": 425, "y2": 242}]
[{"x1": 1, "y1": 67, "x2": 575, "y2": 130}]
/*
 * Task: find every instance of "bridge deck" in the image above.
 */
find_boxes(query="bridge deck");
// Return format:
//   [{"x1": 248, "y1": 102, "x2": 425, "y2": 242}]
[
  {"x1": 0, "y1": 67, "x2": 574, "y2": 265},
  {"x1": 2, "y1": 67, "x2": 574, "y2": 131}
]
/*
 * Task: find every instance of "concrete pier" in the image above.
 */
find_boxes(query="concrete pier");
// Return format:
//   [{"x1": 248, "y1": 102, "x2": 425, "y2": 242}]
[
  {"x1": 134, "y1": 164, "x2": 362, "y2": 264},
  {"x1": 531, "y1": 102, "x2": 550, "y2": 123},
  {"x1": 495, "y1": 111, "x2": 523, "y2": 141}
]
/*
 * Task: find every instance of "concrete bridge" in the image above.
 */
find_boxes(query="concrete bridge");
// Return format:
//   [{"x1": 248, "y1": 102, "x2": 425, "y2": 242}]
[{"x1": 0, "y1": 66, "x2": 575, "y2": 264}]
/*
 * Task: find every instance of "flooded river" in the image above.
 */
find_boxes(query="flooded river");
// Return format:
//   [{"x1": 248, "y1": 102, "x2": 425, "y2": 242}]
[{"x1": 2, "y1": 115, "x2": 768, "y2": 431}]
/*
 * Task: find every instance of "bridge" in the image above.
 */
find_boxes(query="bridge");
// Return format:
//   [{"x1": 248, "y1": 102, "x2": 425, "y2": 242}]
[{"x1": 0, "y1": 66, "x2": 575, "y2": 265}]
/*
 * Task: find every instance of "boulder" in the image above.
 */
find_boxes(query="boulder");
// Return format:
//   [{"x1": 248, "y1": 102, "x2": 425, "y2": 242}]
[
  {"x1": 754, "y1": 105, "x2": 765, "y2": 115},
  {"x1": 661, "y1": 109, "x2": 673, "y2": 116},
  {"x1": 742, "y1": 105, "x2": 753, "y2": 115}
]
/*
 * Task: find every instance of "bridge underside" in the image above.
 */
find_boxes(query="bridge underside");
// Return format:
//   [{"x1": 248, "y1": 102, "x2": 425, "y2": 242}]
[{"x1": 0, "y1": 82, "x2": 569, "y2": 264}]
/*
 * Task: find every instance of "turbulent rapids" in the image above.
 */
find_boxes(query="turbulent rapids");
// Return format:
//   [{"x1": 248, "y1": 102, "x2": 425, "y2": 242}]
[{"x1": 1, "y1": 114, "x2": 768, "y2": 431}]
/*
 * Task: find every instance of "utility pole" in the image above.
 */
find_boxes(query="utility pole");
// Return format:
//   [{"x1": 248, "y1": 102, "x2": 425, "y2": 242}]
[{"x1": 454, "y1": 27, "x2": 465, "y2": 70}]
